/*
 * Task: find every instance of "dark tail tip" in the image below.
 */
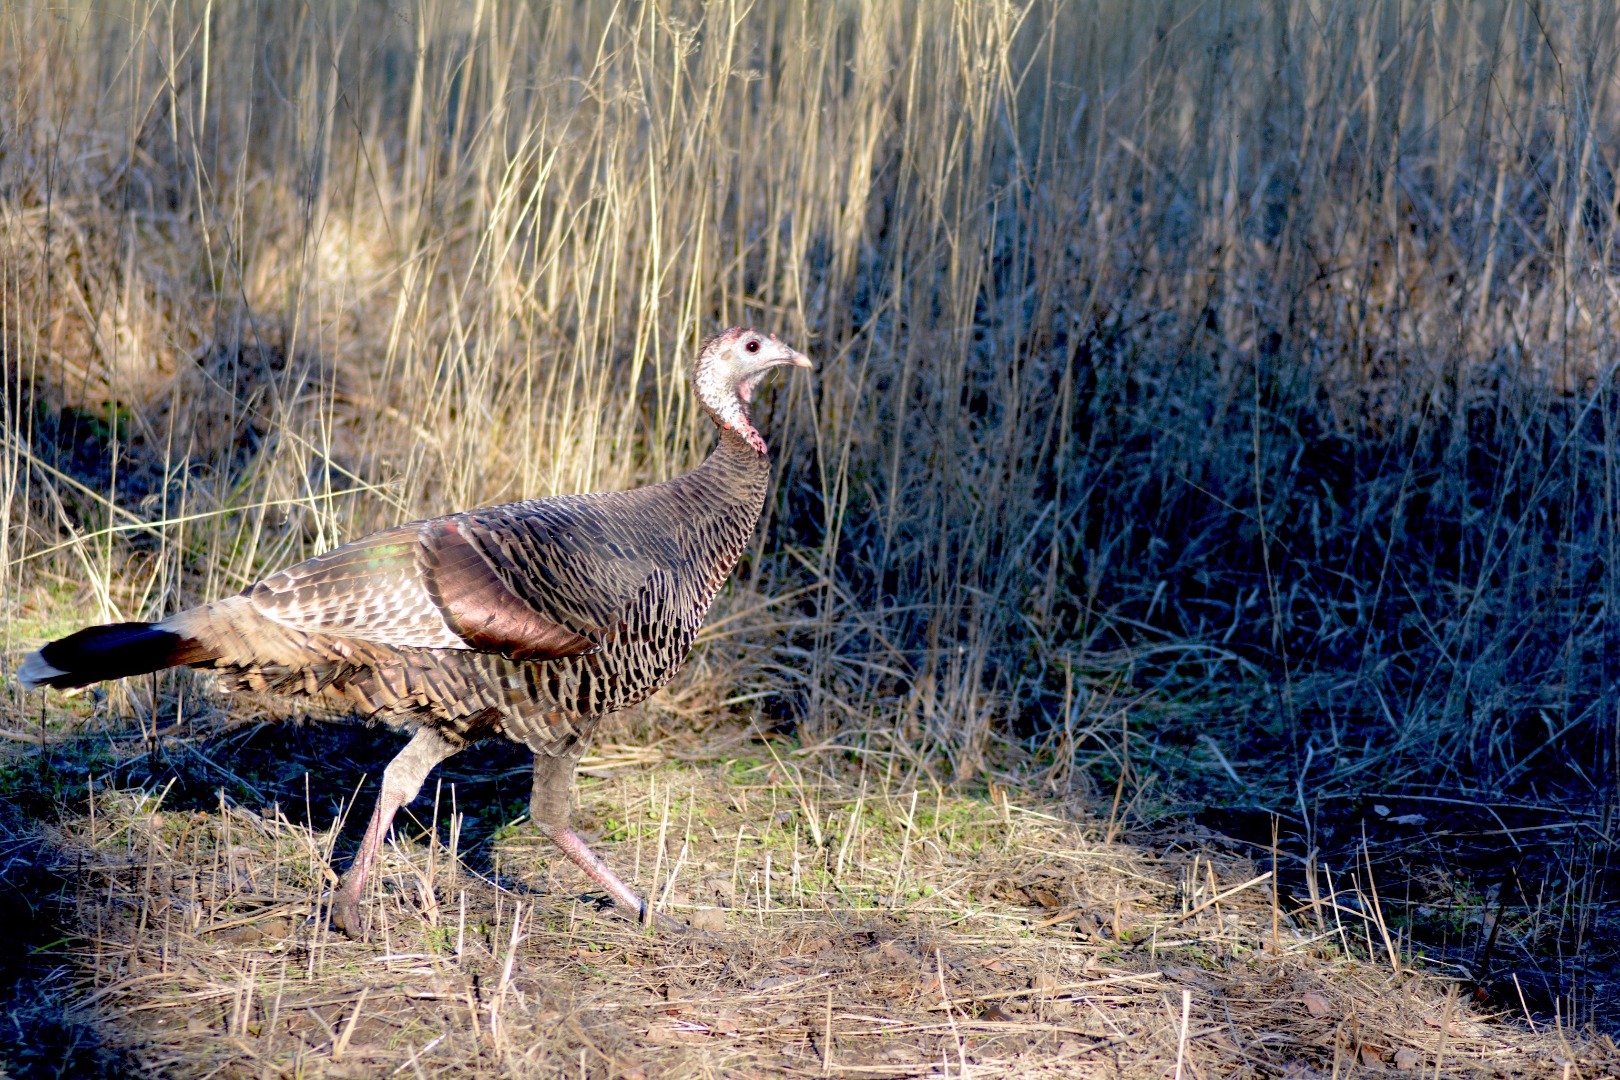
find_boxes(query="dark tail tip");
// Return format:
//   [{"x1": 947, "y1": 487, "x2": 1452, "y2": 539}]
[{"x1": 19, "y1": 622, "x2": 214, "y2": 691}]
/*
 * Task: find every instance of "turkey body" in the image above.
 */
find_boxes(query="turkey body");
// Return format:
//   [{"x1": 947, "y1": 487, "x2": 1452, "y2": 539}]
[
  {"x1": 186, "y1": 428, "x2": 768, "y2": 754},
  {"x1": 20, "y1": 326, "x2": 810, "y2": 937}
]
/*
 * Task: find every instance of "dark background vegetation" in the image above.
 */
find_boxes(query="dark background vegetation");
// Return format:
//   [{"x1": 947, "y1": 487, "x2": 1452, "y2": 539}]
[{"x1": 4, "y1": 0, "x2": 1620, "y2": 1059}]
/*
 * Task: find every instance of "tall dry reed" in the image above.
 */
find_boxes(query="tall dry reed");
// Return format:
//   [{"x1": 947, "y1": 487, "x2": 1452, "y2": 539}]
[{"x1": 4, "y1": 0, "x2": 1620, "y2": 840}]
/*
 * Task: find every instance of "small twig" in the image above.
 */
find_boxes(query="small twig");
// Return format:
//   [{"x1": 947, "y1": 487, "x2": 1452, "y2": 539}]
[
  {"x1": 937, "y1": 949, "x2": 967, "y2": 1076},
  {"x1": 1034, "y1": 907, "x2": 1088, "y2": 929},
  {"x1": 1161, "y1": 872, "x2": 1274, "y2": 929},
  {"x1": 332, "y1": 985, "x2": 369, "y2": 1061},
  {"x1": 1104, "y1": 711, "x2": 1130, "y2": 845},
  {"x1": 1360, "y1": 826, "x2": 1401, "y2": 973},
  {"x1": 1198, "y1": 734, "x2": 1244, "y2": 788},
  {"x1": 822, "y1": 985, "x2": 834, "y2": 1076},
  {"x1": 392, "y1": 1033, "x2": 444, "y2": 1076},
  {"x1": 1271, "y1": 816, "x2": 1281, "y2": 950},
  {"x1": 1433, "y1": 984, "x2": 1455, "y2": 1080},
  {"x1": 1511, "y1": 972, "x2": 1538, "y2": 1034},
  {"x1": 0, "y1": 727, "x2": 63, "y2": 745},
  {"x1": 1173, "y1": 988, "x2": 1191, "y2": 1080},
  {"x1": 926, "y1": 971, "x2": 1163, "y2": 1010}
]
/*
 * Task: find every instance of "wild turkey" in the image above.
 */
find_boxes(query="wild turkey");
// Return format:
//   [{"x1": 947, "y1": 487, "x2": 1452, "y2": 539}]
[{"x1": 19, "y1": 327, "x2": 811, "y2": 937}]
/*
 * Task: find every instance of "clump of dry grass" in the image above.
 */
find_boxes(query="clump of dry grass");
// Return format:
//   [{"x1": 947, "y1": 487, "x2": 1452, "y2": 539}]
[
  {"x1": 14, "y1": 727, "x2": 1616, "y2": 1078},
  {"x1": 5, "y1": 0, "x2": 1620, "y2": 1065}
]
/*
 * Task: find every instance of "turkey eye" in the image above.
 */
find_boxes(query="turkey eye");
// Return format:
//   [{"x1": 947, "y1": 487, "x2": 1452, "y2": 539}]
[{"x1": 745, "y1": 339, "x2": 760, "y2": 353}]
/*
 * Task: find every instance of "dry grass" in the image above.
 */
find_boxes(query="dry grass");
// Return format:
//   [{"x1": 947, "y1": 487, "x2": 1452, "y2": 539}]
[
  {"x1": 6, "y1": 0, "x2": 1620, "y2": 1072},
  {"x1": 4, "y1": 720, "x2": 1614, "y2": 1078}
]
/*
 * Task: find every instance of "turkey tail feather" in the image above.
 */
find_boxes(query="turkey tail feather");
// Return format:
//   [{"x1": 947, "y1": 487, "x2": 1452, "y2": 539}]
[{"x1": 19, "y1": 622, "x2": 219, "y2": 691}]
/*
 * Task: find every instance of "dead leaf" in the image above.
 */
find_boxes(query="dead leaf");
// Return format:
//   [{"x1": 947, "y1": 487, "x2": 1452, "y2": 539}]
[
  {"x1": 875, "y1": 979, "x2": 912, "y2": 1002},
  {"x1": 1302, "y1": 991, "x2": 1332, "y2": 1017},
  {"x1": 1393, "y1": 1048, "x2": 1422, "y2": 1070},
  {"x1": 1027, "y1": 886, "x2": 1063, "y2": 909},
  {"x1": 212, "y1": 915, "x2": 294, "y2": 947},
  {"x1": 689, "y1": 906, "x2": 725, "y2": 932},
  {"x1": 1359, "y1": 1044, "x2": 1387, "y2": 1069},
  {"x1": 643, "y1": 1022, "x2": 708, "y2": 1045},
  {"x1": 775, "y1": 935, "x2": 828, "y2": 958}
]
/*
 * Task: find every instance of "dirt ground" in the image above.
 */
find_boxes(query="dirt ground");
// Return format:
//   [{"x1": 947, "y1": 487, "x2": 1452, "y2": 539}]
[{"x1": 2, "y1": 714, "x2": 1615, "y2": 1079}]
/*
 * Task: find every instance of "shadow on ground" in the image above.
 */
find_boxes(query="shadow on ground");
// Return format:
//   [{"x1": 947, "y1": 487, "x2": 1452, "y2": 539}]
[{"x1": 2, "y1": 711, "x2": 1618, "y2": 1077}]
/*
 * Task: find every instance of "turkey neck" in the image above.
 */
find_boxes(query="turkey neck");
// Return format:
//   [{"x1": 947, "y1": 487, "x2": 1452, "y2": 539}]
[
  {"x1": 698, "y1": 425, "x2": 774, "y2": 491},
  {"x1": 680, "y1": 424, "x2": 773, "y2": 545},
  {"x1": 664, "y1": 424, "x2": 773, "y2": 613}
]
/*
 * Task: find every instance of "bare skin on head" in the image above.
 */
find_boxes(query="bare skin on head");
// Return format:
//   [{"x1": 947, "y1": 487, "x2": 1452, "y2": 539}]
[{"x1": 20, "y1": 327, "x2": 811, "y2": 939}]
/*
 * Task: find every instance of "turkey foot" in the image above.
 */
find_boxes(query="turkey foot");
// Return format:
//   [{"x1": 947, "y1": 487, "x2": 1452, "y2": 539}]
[
  {"x1": 541, "y1": 823, "x2": 687, "y2": 932},
  {"x1": 330, "y1": 726, "x2": 461, "y2": 939},
  {"x1": 329, "y1": 875, "x2": 365, "y2": 939},
  {"x1": 532, "y1": 750, "x2": 686, "y2": 933}
]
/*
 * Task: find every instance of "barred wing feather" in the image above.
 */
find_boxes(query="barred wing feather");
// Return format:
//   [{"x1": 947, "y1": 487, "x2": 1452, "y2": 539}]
[
  {"x1": 247, "y1": 526, "x2": 464, "y2": 650},
  {"x1": 454, "y1": 494, "x2": 677, "y2": 638},
  {"x1": 246, "y1": 494, "x2": 671, "y2": 663}
]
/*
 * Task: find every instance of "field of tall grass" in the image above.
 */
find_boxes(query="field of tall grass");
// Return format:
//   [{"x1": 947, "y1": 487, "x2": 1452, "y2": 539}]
[{"x1": 5, "y1": 0, "x2": 1620, "y2": 1071}]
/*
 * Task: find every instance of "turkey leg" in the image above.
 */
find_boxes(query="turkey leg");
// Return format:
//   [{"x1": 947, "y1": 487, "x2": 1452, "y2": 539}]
[
  {"x1": 331, "y1": 725, "x2": 461, "y2": 938},
  {"x1": 531, "y1": 750, "x2": 684, "y2": 931}
]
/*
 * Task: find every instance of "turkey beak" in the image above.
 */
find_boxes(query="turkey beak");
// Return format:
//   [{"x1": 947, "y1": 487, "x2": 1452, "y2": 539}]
[{"x1": 786, "y1": 351, "x2": 813, "y2": 370}]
